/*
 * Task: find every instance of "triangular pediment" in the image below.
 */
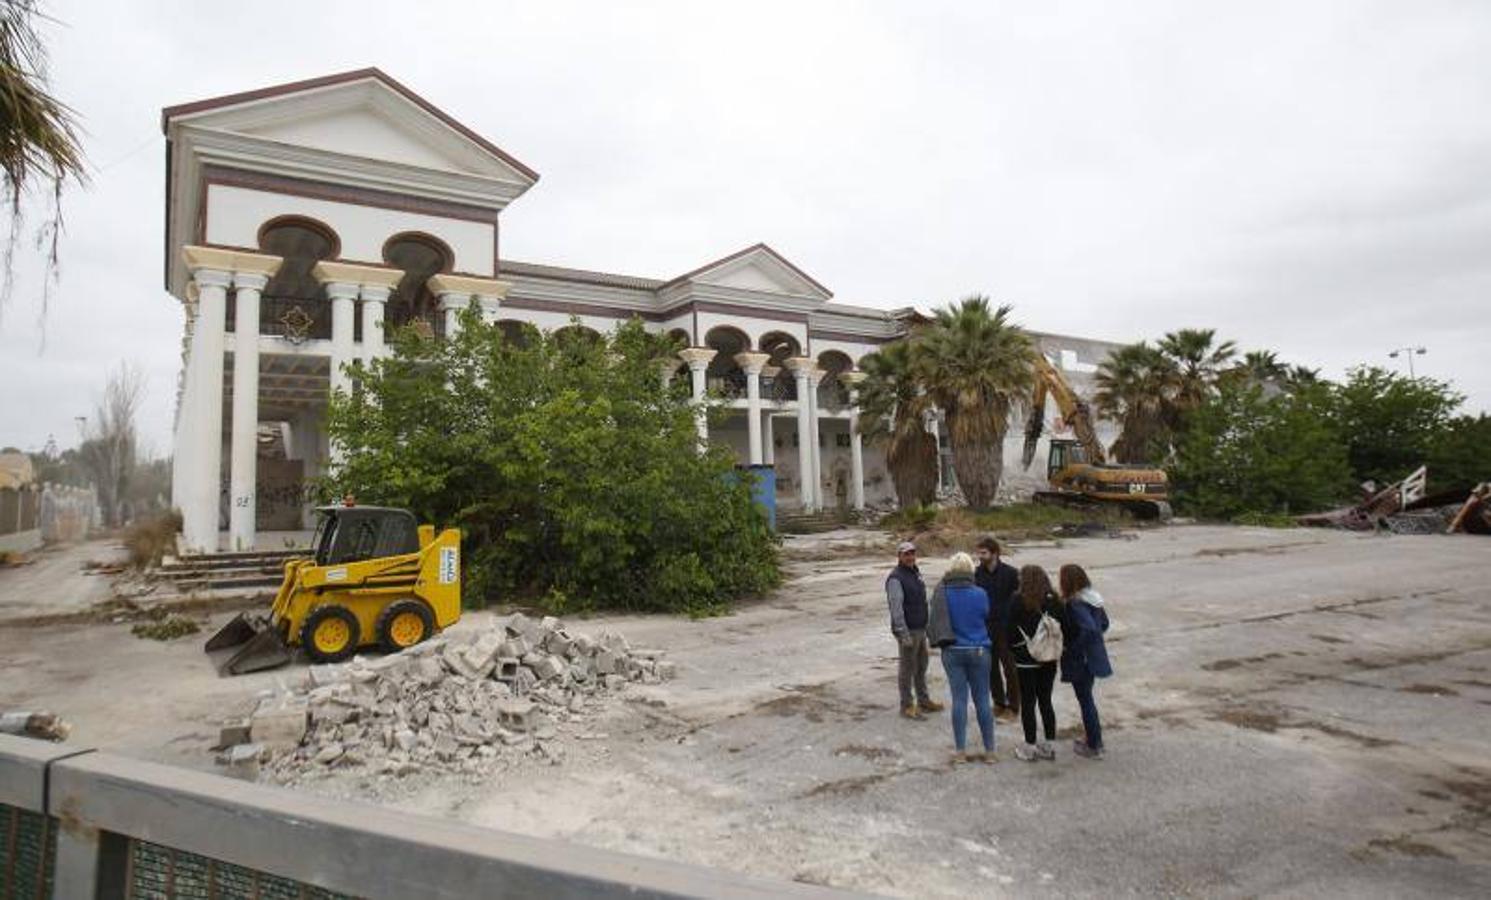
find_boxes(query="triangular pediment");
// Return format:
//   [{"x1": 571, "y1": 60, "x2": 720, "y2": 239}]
[
  {"x1": 670, "y1": 244, "x2": 832, "y2": 299},
  {"x1": 164, "y1": 69, "x2": 537, "y2": 185}
]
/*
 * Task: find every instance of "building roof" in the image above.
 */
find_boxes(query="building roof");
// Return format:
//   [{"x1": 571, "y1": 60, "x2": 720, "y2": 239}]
[
  {"x1": 161, "y1": 67, "x2": 539, "y2": 182},
  {"x1": 499, "y1": 260, "x2": 664, "y2": 291}
]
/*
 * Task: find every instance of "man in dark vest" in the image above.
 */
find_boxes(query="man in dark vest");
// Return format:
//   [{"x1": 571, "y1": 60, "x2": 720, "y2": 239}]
[
  {"x1": 975, "y1": 535, "x2": 1021, "y2": 720},
  {"x1": 886, "y1": 541, "x2": 944, "y2": 720}
]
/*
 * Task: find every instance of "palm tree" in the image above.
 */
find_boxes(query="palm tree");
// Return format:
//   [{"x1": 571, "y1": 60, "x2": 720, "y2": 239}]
[
  {"x1": 1094, "y1": 342, "x2": 1178, "y2": 464},
  {"x1": 911, "y1": 296, "x2": 1034, "y2": 508},
  {"x1": 857, "y1": 341, "x2": 938, "y2": 507},
  {"x1": 0, "y1": 0, "x2": 86, "y2": 315},
  {"x1": 1157, "y1": 328, "x2": 1237, "y2": 416},
  {"x1": 1222, "y1": 349, "x2": 1290, "y2": 389}
]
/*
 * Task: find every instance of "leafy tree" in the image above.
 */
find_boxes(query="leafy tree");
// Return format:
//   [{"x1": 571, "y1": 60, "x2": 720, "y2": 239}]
[
  {"x1": 1094, "y1": 341, "x2": 1178, "y2": 463},
  {"x1": 1427, "y1": 414, "x2": 1491, "y2": 492},
  {"x1": 326, "y1": 312, "x2": 779, "y2": 615},
  {"x1": 0, "y1": 0, "x2": 86, "y2": 318},
  {"x1": 1328, "y1": 366, "x2": 1462, "y2": 488},
  {"x1": 910, "y1": 297, "x2": 1033, "y2": 508},
  {"x1": 857, "y1": 340, "x2": 938, "y2": 507},
  {"x1": 1172, "y1": 381, "x2": 1351, "y2": 519}
]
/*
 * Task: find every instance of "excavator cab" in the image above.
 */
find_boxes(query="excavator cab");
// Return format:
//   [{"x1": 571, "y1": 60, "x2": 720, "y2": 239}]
[{"x1": 1047, "y1": 439, "x2": 1089, "y2": 481}]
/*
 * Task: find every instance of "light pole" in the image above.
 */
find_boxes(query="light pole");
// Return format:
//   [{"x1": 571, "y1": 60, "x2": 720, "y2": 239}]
[{"x1": 1388, "y1": 346, "x2": 1426, "y2": 378}]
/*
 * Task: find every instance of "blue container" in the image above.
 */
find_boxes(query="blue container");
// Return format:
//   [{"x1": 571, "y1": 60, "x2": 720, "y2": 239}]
[{"x1": 733, "y1": 464, "x2": 777, "y2": 530}]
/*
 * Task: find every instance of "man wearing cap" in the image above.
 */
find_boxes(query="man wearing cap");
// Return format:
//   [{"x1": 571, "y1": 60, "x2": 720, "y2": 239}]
[{"x1": 886, "y1": 541, "x2": 943, "y2": 720}]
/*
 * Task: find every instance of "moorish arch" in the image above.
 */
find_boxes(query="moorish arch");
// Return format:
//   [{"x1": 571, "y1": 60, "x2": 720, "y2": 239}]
[
  {"x1": 383, "y1": 232, "x2": 454, "y2": 335},
  {"x1": 704, "y1": 325, "x2": 752, "y2": 398},
  {"x1": 255, "y1": 216, "x2": 339, "y2": 340}
]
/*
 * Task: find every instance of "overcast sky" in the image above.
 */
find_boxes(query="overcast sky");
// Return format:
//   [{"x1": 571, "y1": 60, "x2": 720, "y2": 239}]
[{"x1": 2, "y1": 0, "x2": 1488, "y2": 456}]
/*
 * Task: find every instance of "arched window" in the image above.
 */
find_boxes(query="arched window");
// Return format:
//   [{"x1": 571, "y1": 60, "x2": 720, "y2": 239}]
[
  {"x1": 382, "y1": 233, "x2": 454, "y2": 336},
  {"x1": 255, "y1": 217, "x2": 340, "y2": 341},
  {"x1": 704, "y1": 326, "x2": 752, "y2": 400}
]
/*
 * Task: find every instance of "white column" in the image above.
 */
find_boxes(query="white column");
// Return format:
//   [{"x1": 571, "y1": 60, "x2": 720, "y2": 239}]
[
  {"x1": 763, "y1": 413, "x2": 776, "y2": 465},
  {"x1": 844, "y1": 371, "x2": 867, "y2": 511},
  {"x1": 476, "y1": 294, "x2": 502, "y2": 325},
  {"x1": 807, "y1": 368, "x2": 826, "y2": 512},
  {"x1": 438, "y1": 291, "x2": 470, "y2": 339},
  {"x1": 182, "y1": 269, "x2": 230, "y2": 553},
  {"x1": 228, "y1": 272, "x2": 267, "y2": 551},
  {"x1": 785, "y1": 358, "x2": 815, "y2": 510},
  {"x1": 678, "y1": 347, "x2": 716, "y2": 451},
  {"x1": 736, "y1": 352, "x2": 770, "y2": 466},
  {"x1": 360, "y1": 284, "x2": 389, "y2": 366},
  {"x1": 328, "y1": 282, "x2": 358, "y2": 398}
]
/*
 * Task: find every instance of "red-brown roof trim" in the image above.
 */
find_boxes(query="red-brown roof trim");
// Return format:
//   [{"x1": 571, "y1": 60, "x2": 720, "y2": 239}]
[
  {"x1": 658, "y1": 242, "x2": 832, "y2": 298},
  {"x1": 161, "y1": 67, "x2": 539, "y2": 182}
]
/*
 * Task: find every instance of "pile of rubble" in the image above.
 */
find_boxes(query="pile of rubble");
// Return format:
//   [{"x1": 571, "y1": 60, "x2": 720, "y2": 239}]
[
  {"x1": 1299, "y1": 466, "x2": 1490, "y2": 536},
  {"x1": 216, "y1": 613, "x2": 675, "y2": 782}
]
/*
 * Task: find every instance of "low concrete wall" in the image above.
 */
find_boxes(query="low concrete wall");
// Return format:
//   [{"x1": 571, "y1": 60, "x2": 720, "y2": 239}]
[
  {"x1": 0, "y1": 528, "x2": 41, "y2": 554},
  {"x1": 0, "y1": 735, "x2": 859, "y2": 899}
]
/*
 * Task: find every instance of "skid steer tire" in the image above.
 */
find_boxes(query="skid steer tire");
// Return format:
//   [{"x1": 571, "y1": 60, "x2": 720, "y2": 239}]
[
  {"x1": 376, "y1": 600, "x2": 435, "y2": 654},
  {"x1": 301, "y1": 606, "x2": 361, "y2": 664}
]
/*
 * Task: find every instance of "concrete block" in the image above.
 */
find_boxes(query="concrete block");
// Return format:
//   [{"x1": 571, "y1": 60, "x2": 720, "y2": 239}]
[
  {"x1": 656, "y1": 661, "x2": 678, "y2": 681},
  {"x1": 504, "y1": 613, "x2": 533, "y2": 639},
  {"x1": 501, "y1": 636, "x2": 532, "y2": 659},
  {"x1": 593, "y1": 651, "x2": 618, "y2": 676},
  {"x1": 568, "y1": 662, "x2": 592, "y2": 684},
  {"x1": 404, "y1": 637, "x2": 446, "y2": 658},
  {"x1": 603, "y1": 674, "x2": 627, "y2": 692},
  {"x1": 314, "y1": 743, "x2": 345, "y2": 764},
  {"x1": 494, "y1": 657, "x2": 521, "y2": 682},
  {"x1": 306, "y1": 663, "x2": 351, "y2": 689},
  {"x1": 250, "y1": 698, "x2": 308, "y2": 750},
  {"x1": 214, "y1": 720, "x2": 252, "y2": 750},
  {"x1": 415, "y1": 657, "x2": 446, "y2": 685},
  {"x1": 543, "y1": 630, "x2": 573, "y2": 656},
  {"x1": 496, "y1": 699, "x2": 536, "y2": 732},
  {"x1": 531, "y1": 655, "x2": 565, "y2": 682}
]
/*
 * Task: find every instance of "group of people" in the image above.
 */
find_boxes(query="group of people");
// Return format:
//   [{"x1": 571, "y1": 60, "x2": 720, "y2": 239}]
[{"x1": 885, "y1": 536, "x2": 1113, "y2": 763}]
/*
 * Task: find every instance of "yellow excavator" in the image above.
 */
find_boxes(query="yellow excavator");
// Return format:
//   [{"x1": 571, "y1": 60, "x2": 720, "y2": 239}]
[
  {"x1": 205, "y1": 505, "x2": 462, "y2": 675},
  {"x1": 1022, "y1": 353, "x2": 1171, "y2": 519}
]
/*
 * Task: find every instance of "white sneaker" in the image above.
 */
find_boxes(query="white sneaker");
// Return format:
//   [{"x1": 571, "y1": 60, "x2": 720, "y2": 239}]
[
  {"x1": 1036, "y1": 741, "x2": 1056, "y2": 761},
  {"x1": 1013, "y1": 743, "x2": 1039, "y2": 762}
]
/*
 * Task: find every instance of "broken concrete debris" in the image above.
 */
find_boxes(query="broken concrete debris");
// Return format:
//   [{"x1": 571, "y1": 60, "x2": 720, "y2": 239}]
[
  {"x1": 1299, "y1": 467, "x2": 1490, "y2": 536},
  {"x1": 219, "y1": 613, "x2": 673, "y2": 782},
  {"x1": 0, "y1": 710, "x2": 72, "y2": 742}
]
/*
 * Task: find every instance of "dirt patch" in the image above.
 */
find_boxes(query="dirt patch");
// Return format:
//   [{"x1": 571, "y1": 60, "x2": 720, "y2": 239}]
[
  {"x1": 1365, "y1": 835, "x2": 1453, "y2": 859},
  {"x1": 834, "y1": 744, "x2": 900, "y2": 762},
  {"x1": 755, "y1": 683, "x2": 877, "y2": 724},
  {"x1": 1453, "y1": 678, "x2": 1491, "y2": 689},
  {"x1": 1196, "y1": 541, "x2": 1322, "y2": 559},
  {"x1": 1201, "y1": 652, "x2": 1286, "y2": 672},
  {"x1": 798, "y1": 763, "x2": 946, "y2": 799},
  {"x1": 1311, "y1": 634, "x2": 1348, "y2": 645},
  {"x1": 1295, "y1": 720, "x2": 1398, "y2": 749},
  {"x1": 1210, "y1": 708, "x2": 1283, "y2": 732},
  {"x1": 1399, "y1": 683, "x2": 1458, "y2": 696}
]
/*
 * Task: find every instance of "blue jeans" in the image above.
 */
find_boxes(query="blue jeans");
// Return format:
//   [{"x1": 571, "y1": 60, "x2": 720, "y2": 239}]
[
  {"x1": 1071, "y1": 673, "x2": 1103, "y2": 750},
  {"x1": 941, "y1": 646, "x2": 995, "y2": 752}
]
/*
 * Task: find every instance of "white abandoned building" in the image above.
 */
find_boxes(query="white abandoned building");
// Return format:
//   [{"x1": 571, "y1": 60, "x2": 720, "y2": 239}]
[{"x1": 163, "y1": 69, "x2": 1119, "y2": 553}]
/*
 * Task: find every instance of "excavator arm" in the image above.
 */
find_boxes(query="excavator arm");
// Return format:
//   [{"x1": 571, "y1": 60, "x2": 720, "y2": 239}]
[{"x1": 1022, "y1": 353, "x2": 1107, "y2": 469}]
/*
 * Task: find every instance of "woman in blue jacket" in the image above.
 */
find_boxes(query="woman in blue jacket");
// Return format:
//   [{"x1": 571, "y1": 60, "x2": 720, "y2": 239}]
[
  {"x1": 1058, "y1": 564, "x2": 1112, "y2": 759},
  {"x1": 926, "y1": 552, "x2": 996, "y2": 762}
]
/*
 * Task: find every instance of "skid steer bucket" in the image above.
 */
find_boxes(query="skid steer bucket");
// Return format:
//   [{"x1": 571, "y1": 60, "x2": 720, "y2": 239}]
[{"x1": 205, "y1": 613, "x2": 293, "y2": 676}]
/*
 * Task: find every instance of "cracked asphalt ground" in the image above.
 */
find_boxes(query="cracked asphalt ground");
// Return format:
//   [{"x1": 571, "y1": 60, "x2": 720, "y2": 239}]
[{"x1": 2, "y1": 525, "x2": 1488, "y2": 896}]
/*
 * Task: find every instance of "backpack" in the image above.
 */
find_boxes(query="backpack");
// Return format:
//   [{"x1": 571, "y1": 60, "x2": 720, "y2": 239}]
[{"x1": 1020, "y1": 611, "x2": 1065, "y2": 663}]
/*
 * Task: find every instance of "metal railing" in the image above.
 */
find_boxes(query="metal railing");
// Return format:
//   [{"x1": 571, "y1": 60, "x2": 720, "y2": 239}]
[{"x1": 0, "y1": 735, "x2": 856, "y2": 899}]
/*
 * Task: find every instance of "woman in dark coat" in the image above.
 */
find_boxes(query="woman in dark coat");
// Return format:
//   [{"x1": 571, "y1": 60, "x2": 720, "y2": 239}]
[
  {"x1": 1007, "y1": 565, "x2": 1060, "y2": 761},
  {"x1": 1058, "y1": 564, "x2": 1112, "y2": 759}
]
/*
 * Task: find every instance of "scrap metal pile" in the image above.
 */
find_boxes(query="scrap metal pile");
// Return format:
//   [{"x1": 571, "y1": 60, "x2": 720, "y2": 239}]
[
  {"x1": 1299, "y1": 467, "x2": 1490, "y2": 536},
  {"x1": 215, "y1": 613, "x2": 675, "y2": 784}
]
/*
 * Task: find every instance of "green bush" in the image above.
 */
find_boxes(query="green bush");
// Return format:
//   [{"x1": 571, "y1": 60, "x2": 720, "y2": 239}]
[
  {"x1": 1329, "y1": 367, "x2": 1464, "y2": 489},
  {"x1": 324, "y1": 313, "x2": 779, "y2": 616},
  {"x1": 1172, "y1": 382, "x2": 1352, "y2": 519}
]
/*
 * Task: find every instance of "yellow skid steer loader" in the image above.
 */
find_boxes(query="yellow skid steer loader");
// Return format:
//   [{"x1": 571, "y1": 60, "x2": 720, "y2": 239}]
[{"x1": 205, "y1": 506, "x2": 462, "y2": 675}]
